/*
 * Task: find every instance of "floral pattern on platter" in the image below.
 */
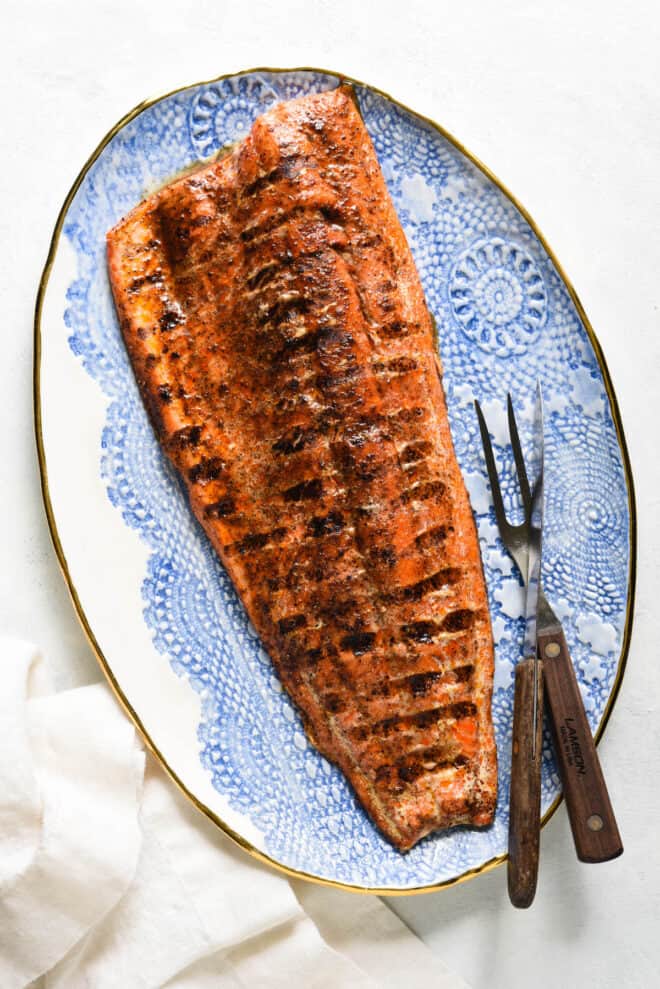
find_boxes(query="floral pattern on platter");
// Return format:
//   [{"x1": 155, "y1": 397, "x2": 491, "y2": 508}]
[
  {"x1": 60, "y1": 69, "x2": 631, "y2": 889},
  {"x1": 448, "y1": 238, "x2": 547, "y2": 356},
  {"x1": 189, "y1": 74, "x2": 278, "y2": 156}
]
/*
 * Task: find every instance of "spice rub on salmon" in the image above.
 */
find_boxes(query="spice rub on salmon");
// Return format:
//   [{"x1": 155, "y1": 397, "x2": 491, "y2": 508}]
[{"x1": 107, "y1": 84, "x2": 497, "y2": 851}]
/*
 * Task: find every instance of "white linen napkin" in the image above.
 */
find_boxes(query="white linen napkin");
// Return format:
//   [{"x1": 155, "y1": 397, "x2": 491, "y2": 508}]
[{"x1": 0, "y1": 638, "x2": 469, "y2": 989}]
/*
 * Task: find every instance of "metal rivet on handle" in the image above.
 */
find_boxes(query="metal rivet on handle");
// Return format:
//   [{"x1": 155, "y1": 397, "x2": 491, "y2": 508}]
[
  {"x1": 544, "y1": 642, "x2": 560, "y2": 658},
  {"x1": 587, "y1": 814, "x2": 604, "y2": 832}
]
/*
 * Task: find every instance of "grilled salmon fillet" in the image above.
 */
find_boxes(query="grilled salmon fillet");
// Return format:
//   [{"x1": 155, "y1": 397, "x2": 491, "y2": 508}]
[{"x1": 107, "y1": 84, "x2": 497, "y2": 850}]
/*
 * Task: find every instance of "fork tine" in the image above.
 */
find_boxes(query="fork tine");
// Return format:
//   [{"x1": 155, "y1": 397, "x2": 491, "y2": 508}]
[
  {"x1": 474, "y1": 400, "x2": 509, "y2": 533},
  {"x1": 507, "y1": 394, "x2": 532, "y2": 512}
]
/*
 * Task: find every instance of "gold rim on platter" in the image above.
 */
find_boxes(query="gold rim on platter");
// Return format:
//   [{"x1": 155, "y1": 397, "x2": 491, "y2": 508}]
[{"x1": 33, "y1": 65, "x2": 637, "y2": 896}]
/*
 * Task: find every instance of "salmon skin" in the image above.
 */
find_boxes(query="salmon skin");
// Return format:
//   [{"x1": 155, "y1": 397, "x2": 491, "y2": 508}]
[{"x1": 107, "y1": 85, "x2": 497, "y2": 851}]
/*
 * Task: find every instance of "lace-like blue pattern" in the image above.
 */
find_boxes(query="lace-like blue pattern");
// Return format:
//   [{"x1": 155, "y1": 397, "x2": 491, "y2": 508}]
[{"x1": 62, "y1": 70, "x2": 630, "y2": 888}]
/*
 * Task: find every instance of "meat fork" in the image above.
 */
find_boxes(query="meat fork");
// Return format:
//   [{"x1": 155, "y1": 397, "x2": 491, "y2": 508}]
[
  {"x1": 475, "y1": 393, "x2": 545, "y2": 906},
  {"x1": 475, "y1": 392, "x2": 623, "y2": 901}
]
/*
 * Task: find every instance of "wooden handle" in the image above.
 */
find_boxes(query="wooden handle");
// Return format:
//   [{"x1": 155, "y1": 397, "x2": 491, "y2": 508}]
[
  {"x1": 508, "y1": 657, "x2": 544, "y2": 908},
  {"x1": 538, "y1": 625, "x2": 623, "y2": 863}
]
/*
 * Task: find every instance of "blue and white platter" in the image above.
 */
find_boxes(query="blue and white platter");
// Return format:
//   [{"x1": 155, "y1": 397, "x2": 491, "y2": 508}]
[{"x1": 36, "y1": 68, "x2": 634, "y2": 893}]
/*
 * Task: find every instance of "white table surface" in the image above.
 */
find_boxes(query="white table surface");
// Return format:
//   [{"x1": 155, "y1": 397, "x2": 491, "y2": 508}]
[{"x1": 2, "y1": 1, "x2": 659, "y2": 986}]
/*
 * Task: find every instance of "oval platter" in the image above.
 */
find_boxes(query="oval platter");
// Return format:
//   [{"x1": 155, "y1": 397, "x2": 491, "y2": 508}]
[{"x1": 35, "y1": 67, "x2": 635, "y2": 893}]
